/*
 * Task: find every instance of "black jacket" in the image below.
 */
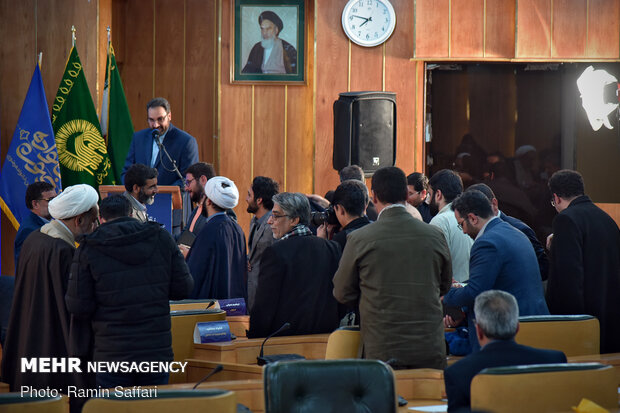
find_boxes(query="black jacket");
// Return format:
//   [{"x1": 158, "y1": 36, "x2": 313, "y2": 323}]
[
  {"x1": 332, "y1": 216, "x2": 371, "y2": 251},
  {"x1": 66, "y1": 217, "x2": 194, "y2": 362},
  {"x1": 547, "y1": 195, "x2": 620, "y2": 353},
  {"x1": 444, "y1": 339, "x2": 566, "y2": 412},
  {"x1": 248, "y1": 235, "x2": 343, "y2": 338}
]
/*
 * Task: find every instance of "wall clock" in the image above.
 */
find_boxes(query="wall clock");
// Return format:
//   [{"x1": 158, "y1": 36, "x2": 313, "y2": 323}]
[{"x1": 341, "y1": 0, "x2": 396, "y2": 47}]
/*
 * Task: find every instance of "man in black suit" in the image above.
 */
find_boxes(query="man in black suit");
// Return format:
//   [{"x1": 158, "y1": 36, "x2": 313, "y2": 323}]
[
  {"x1": 547, "y1": 169, "x2": 620, "y2": 354},
  {"x1": 248, "y1": 192, "x2": 343, "y2": 338},
  {"x1": 444, "y1": 290, "x2": 566, "y2": 412},
  {"x1": 467, "y1": 183, "x2": 548, "y2": 280}
]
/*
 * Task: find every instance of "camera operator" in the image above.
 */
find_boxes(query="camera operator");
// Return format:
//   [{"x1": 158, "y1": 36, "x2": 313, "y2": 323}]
[{"x1": 317, "y1": 180, "x2": 371, "y2": 251}]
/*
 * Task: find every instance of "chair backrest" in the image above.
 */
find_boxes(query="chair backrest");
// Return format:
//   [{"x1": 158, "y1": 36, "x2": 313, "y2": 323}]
[
  {"x1": 264, "y1": 359, "x2": 397, "y2": 413},
  {"x1": 325, "y1": 326, "x2": 361, "y2": 359},
  {"x1": 515, "y1": 315, "x2": 600, "y2": 356},
  {"x1": 0, "y1": 393, "x2": 68, "y2": 413},
  {"x1": 169, "y1": 309, "x2": 227, "y2": 383},
  {"x1": 471, "y1": 362, "x2": 616, "y2": 413},
  {"x1": 82, "y1": 389, "x2": 236, "y2": 413}
]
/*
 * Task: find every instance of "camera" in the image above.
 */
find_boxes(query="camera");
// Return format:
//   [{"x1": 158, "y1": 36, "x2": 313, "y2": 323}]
[{"x1": 311, "y1": 205, "x2": 340, "y2": 227}]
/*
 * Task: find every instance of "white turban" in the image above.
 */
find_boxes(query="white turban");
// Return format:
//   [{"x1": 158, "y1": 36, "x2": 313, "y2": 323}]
[
  {"x1": 48, "y1": 184, "x2": 99, "y2": 220},
  {"x1": 205, "y1": 176, "x2": 239, "y2": 209}
]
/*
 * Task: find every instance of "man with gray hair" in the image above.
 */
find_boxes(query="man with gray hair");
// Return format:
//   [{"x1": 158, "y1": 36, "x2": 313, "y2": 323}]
[
  {"x1": 444, "y1": 290, "x2": 566, "y2": 413},
  {"x1": 186, "y1": 176, "x2": 247, "y2": 300},
  {"x1": 2, "y1": 184, "x2": 99, "y2": 393},
  {"x1": 248, "y1": 192, "x2": 343, "y2": 338}
]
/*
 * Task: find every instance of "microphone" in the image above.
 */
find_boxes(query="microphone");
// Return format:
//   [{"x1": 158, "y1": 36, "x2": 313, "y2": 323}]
[
  {"x1": 205, "y1": 300, "x2": 216, "y2": 310},
  {"x1": 152, "y1": 129, "x2": 160, "y2": 141},
  {"x1": 258, "y1": 322, "x2": 291, "y2": 360},
  {"x1": 192, "y1": 364, "x2": 223, "y2": 389}
]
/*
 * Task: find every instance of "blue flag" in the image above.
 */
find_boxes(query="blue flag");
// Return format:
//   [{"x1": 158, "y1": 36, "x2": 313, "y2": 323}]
[{"x1": 0, "y1": 64, "x2": 61, "y2": 230}]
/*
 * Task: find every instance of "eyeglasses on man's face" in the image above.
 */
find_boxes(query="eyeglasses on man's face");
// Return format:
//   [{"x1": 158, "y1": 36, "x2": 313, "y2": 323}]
[
  {"x1": 38, "y1": 197, "x2": 56, "y2": 202},
  {"x1": 271, "y1": 213, "x2": 290, "y2": 220}
]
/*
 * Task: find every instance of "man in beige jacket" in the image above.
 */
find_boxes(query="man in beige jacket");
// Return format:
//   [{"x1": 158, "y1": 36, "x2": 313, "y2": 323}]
[{"x1": 333, "y1": 166, "x2": 452, "y2": 369}]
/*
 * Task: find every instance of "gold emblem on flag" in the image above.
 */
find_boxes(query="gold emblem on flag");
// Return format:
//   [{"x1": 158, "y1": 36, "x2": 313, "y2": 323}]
[{"x1": 55, "y1": 119, "x2": 108, "y2": 177}]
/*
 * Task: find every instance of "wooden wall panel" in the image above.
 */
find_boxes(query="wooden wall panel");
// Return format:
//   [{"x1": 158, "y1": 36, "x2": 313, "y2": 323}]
[
  {"x1": 386, "y1": 0, "x2": 416, "y2": 174},
  {"x1": 0, "y1": 0, "x2": 36, "y2": 276},
  {"x1": 451, "y1": 0, "x2": 484, "y2": 57},
  {"x1": 122, "y1": 0, "x2": 154, "y2": 131},
  {"x1": 552, "y1": 0, "x2": 586, "y2": 57},
  {"x1": 587, "y1": 0, "x2": 620, "y2": 58},
  {"x1": 286, "y1": 0, "x2": 315, "y2": 195},
  {"x1": 516, "y1": 0, "x2": 551, "y2": 58},
  {"x1": 253, "y1": 87, "x2": 286, "y2": 188},
  {"x1": 414, "y1": 0, "x2": 449, "y2": 58},
  {"x1": 186, "y1": 0, "x2": 217, "y2": 164},
  {"x1": 350, "y1": 45, "x2": 382, "y2": 91},
  {"x1": 37, "y1": 0, "x2": 99, "y2": 111},
  {"x1": 315, "y1": 0, "x2": 349, "y2": 197},
  {"x1": 485, "y1": 0, "x2": 515, "y2": 57},
  {"x1": 154, "y1": 0, "x2": 185, "y2": 129},
  {"x1": 219, "y1": 0, "x2": 253, "y2": 234}
]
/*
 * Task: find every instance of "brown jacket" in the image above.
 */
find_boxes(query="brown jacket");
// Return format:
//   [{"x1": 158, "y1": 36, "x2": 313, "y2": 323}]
[{"x1": 333, "y1": 205, "x2": 452, "y2": 369}]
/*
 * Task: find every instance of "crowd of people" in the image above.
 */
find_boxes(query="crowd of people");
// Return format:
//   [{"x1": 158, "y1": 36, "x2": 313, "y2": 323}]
[{"x1": 2, "y1": 97, "x2": 619, "y2": 413}]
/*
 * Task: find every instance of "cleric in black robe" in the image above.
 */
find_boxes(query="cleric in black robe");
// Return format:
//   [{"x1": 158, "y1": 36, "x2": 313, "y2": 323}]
[
  {"x1": 242, "y1": 11, "x2": 297, "y2": 74},
  {"x1": 1, "y1": 185, "x2": 99, "y2": 393},
  {"x1": 186, "y1": 176, "x2": 247, "y2": 301}
]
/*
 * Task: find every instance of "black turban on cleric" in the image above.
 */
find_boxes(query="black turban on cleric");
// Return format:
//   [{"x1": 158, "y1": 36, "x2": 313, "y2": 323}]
[{"x1": 259, "y1": 11, "x2": 283, "y2": 33}]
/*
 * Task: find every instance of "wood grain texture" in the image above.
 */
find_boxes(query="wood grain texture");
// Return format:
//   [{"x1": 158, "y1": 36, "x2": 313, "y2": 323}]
[
  {"x1": 286, "y1": 0, "x2": 315, "y2": 195},
  {"x1": 350, "y1": 44, "x2": 382, "y2": 91},
  {"x1": 414, "y1": 0, "x2": 450, "y2": 58},
  {"x1": 121, "y1": 0, "x2": 154, "y2": 131},
  {"x1": 485, "y1": 0, "x2": 515, "y2": 57},
  {"x1": 552, "y1": 0, "x2": 586, "y2": 58},
  {"x1": 186, "y1": 0, "x2": 217, "y2": 164},
  {"x1": 219, "y1": 0, "x2": 252, "y2": 235},
  {"x1": 587, "y1": 0, "x2": 620, "y2": 58},
  {"x1": 451, "y1": 0, "x2": 484, "y2": 57},
  {"x1": 314, "y1": 0, "x2": 349, "y2": 197},
  {"x1": 516, "y1": 0, "x2": 552, "y2": 58},
  {"x1": 385, "y1": 0, "x2": 416, "y2": 175},
  {"x1": 154, "y1": 0, "x2": 184, "y2": 128},
  {"x1": 0, "y1": 0, "x2": 36, "y2": 276},
  {"x1": 253, "y1": 86, "x2": 286, "y2": 189}
]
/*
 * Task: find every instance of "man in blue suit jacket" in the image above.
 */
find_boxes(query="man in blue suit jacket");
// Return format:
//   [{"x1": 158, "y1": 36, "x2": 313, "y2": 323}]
[
  {"x1": 444, "y1": 290, "x2": 566, "y2": 412},
  {"x1": 122, "y1": 97, "x2": 198, "y2": 188},
  {"x1": 468, "y1": 183, "x2": 549, "y2": 281},
  {"x1": 14, "y1": 182, "x2": 56, "y2": 267},
  {"x1": 443, "y1": 190, "x2": 549, "y2": 352}
]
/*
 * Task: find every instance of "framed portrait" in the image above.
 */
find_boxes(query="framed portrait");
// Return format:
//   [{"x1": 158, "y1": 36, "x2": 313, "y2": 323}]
[{"x1": 232, "y1": 0, "x2": 305, "y2": 84}]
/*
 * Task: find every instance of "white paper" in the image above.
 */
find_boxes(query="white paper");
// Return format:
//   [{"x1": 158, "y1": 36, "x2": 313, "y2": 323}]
[{"x1": 408, "y1": 405, "x2": 447, "y2": 412}]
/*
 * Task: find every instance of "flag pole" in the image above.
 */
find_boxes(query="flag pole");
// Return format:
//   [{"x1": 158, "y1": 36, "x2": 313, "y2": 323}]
[
  {"x1": 71, "y1": 25, "x2": 76, "y2": 47},
  {"x1": 38, "y1": 52, "x2": 42, "y2": 69},
  {"x1": 107, "y1": 26, "x2": 111, "y2": 47}
]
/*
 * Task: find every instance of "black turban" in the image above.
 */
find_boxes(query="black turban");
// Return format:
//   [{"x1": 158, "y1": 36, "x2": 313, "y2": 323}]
[{"x1": 259, "y1": 11, "x2": 283, "y2": 33}]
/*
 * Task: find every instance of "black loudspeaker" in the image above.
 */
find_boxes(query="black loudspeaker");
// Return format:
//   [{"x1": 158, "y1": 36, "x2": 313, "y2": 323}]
[{"x1": 333, "y1": 91, "x2": 396, "y2": 176}]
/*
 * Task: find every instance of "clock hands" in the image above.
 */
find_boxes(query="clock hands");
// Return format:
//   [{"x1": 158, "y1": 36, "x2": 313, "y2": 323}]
[{"x1": 351, "y1": 14, "x2": 372, "y2": 27}]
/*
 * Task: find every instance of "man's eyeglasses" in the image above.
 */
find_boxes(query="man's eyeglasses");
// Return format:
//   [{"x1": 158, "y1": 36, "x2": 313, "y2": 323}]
[
  {"x1": 457, "y1": 218, "x2": 467, "y2": 231},
  {"x1": 550, "y1": 197, "x2": 556, "y2": 207},
  {"x1": 271, "y1": 213, "x2": 289, "y2": 220},
  {"x1": 38, "y1": 197, "x2": 56, "y2": 202},
  {"x1": 185, "y1": 178, "x2": 195, "y2": 187}
]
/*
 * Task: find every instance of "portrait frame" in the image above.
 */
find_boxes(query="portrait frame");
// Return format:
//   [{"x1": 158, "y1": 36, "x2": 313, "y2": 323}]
[{"x1": 232, "y1": 0, "x2": 305, "y2": 84}]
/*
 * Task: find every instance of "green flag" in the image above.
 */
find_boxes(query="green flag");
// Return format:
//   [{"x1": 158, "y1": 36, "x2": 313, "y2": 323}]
[
  {"x1": 52, "y1": 46, "x2": 114, "y2": 189},
  {"x1": 101, "y1": 43, "x2": 134, "y2": 183}
]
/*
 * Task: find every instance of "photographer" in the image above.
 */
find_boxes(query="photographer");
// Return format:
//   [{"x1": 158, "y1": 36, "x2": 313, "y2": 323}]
[{"x1": 317, "y1": 180, "x2": 371, "y2": 251}]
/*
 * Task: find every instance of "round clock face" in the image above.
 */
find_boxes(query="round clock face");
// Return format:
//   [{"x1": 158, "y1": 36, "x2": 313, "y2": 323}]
[{"x1": 342, "y1": 0, "x2": 396, "y2": 47}]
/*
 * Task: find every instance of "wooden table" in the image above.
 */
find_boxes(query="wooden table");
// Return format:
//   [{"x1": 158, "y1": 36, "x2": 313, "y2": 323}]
[{"x1": 192, "y1": 334, "x2": 330, "y2": 364}]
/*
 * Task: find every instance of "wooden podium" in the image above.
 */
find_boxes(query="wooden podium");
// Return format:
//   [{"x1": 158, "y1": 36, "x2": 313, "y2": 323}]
[{"x1": 99, "y1": 185, "x2": 182, "y2": 233}]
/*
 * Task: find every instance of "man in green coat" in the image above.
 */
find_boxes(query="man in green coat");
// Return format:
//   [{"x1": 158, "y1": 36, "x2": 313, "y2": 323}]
[{"x1": 333, "y1": 166, "x2": 452, "y2": 369}]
